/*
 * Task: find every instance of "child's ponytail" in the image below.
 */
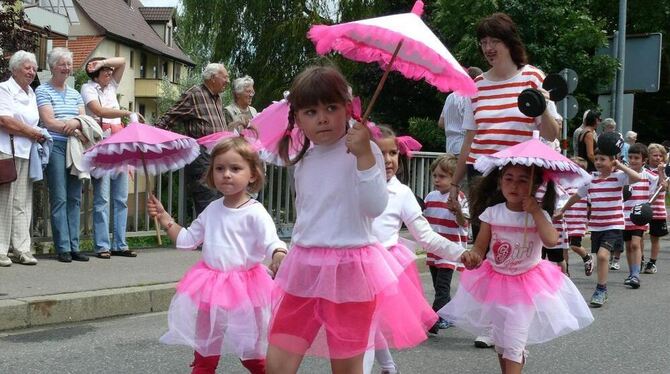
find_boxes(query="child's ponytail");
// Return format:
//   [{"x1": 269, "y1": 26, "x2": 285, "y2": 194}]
[{"x1": 278, "y1": 107, "x2": 311, "y2": 165}]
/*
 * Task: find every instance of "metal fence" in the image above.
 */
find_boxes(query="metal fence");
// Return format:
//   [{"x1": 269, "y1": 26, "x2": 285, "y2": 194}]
[{"x1": 30, "y1": 151, "x2": 443, "y2": 242}]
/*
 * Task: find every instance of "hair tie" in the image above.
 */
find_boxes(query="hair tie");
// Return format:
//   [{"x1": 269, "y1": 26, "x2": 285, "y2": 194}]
[{"x1": 396, "y1": 136, "x2": 422, "y2": 157}]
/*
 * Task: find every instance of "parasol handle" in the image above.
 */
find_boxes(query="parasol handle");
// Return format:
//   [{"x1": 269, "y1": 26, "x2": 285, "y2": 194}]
[
  {"x1": 141, "y1": 157, "x2": 162, "y2": 246},
  {"x1": 522, "y1": 165, "x2": 535, "y2": 247},
  {"x1": 361, "y1": 39, "x2": 404, "y2": 125}
]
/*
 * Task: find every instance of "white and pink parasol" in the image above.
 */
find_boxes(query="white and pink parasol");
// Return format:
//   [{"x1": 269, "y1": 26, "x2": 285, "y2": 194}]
[
  {"x1": 309, "y1": 1, "x2": 475, "y2": 96},
  {"x1": 83, "y1": 121, "x2": 200, "y2": 244},
  {"x1": 474, "y1": 131, "x2": 592, "y2": 189}
]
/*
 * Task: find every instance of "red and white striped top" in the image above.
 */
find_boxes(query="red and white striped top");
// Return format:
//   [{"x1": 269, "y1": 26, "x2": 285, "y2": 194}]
[
  {"x1": 423, "y1": 190, "x2": 468, "y2": 270},
  {"x1": 535, "y1": 183, "x2": 569, "y2": 249},
  {"x1": 647, "y1": 168, "x2": 667, "y2": 220},
  {"x1": 463, "y1": 65, "x2": 560, "y2": 164},
  {"x1": 624, "y1": 169, "x2": 658, "y2": 231},
  {"x1": 577, "y1": 171, "x2": 629, "y2": 231},
  {"x1": 563, "y1": 185, "x2": 588, "y2": 237}
]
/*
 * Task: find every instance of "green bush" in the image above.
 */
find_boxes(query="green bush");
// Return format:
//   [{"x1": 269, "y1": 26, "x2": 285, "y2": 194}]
[{"x1": 407, "y1": 117, "x2": 445, "y2": 152}]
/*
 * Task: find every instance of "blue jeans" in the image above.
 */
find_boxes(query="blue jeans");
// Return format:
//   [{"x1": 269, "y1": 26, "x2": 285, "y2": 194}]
[
  {"x1": 46, "y1": 140, "x2": 82, "y2": 254},
  {"x1": 92, "y1": 173, "x2": 129, "y2": 252}
]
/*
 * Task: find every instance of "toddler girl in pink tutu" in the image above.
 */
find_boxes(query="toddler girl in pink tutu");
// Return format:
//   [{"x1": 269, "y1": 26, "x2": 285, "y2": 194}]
[
  {"x1": 147, "y1": 136, "x2": 287, "y2": 374},
  {"x1": 266, "y1": 65, "x2": 436, "y2": 374},
  {"x1": 439, "y1": 164, "x2": 593, "y2": 374},
  {"x1": 363, "y1": 125, "x2": 474, "y2": 374}
]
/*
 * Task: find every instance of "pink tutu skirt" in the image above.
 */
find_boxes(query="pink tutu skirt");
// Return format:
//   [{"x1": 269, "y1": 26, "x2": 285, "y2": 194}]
[
  {"x1": 439, "y1": 260, "x2": 593, "y2": 353},
  {"x1": 159, "y1": 261, "x2": 274, "y2": 360},
  {"x1": 269, "y1": 244, "x2": 437, "y2": 359},
  {"x1": 388, "y1": 243, "x2": 422, "y2": 291}
]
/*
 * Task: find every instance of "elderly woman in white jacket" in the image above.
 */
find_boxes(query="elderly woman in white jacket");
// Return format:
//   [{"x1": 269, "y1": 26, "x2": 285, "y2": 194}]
[{"x1": 0, "y1": 50, "x2": 45, "y2": 266}]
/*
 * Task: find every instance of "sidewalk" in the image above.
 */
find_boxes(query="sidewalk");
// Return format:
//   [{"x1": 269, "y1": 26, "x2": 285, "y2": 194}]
[{"x1": 0, "y1": 246, "x2": 429, "y2": 331}]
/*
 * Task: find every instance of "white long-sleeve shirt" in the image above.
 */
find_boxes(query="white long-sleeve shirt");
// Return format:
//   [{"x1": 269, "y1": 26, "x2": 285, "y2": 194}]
[
  {"x1": 291, "y1": 137, "x2": 388, "y2": 247},
  {"x1": 176, "y1": 199, "x2": 287, "y2": 271},
  {"x1": 372, "y1": 177, "x2": 466, "y2": 261}
]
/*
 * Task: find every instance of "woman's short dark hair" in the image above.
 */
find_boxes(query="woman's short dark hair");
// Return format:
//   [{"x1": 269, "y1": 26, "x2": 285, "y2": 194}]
[
  {"x1": 476, "y1": 13, "x2": 528, "y2": 69},
  {"x1": 85, "y1": 57, "x2": 107, "y2": 80}
]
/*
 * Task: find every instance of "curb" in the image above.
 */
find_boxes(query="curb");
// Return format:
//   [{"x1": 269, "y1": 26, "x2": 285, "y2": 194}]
[{"x1": 1, "y1": 255, "x2": 430, "y2": 332}]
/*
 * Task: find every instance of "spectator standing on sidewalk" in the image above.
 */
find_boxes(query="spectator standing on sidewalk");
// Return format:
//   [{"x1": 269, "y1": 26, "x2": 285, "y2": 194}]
[
  {"x1": 36, "y1": 48, "x2": 89, "y2": 263},
  {"x1": 438, "y1": 66, "x2": 483, "y2": 157},
  {"x1": 224, "y1": 75, "x2": 257, "y2": 127},
  {"x1": 0, "y1": 50, "x2": 45, "y2": 267},
  {"x1": 81, "y1": 56, "x2": 137, "y2": 259},
  {"x1": 155, "y1": 63, "x2": 230, "y2": 216}
]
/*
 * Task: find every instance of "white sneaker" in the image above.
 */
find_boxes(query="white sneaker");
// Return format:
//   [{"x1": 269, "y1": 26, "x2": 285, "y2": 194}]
[
  {"x1": 15, "y1": 252, "x2": 38, "y2": 265},
  {"x1": 610, "y1": 258, "x2": 621, "y2": 270},
  {"x1": 474, "y1": 335, "x2": 494, "y2": 348},
  {"x1": 0, "y1": 254, "x2": 11, "y2": 267}
]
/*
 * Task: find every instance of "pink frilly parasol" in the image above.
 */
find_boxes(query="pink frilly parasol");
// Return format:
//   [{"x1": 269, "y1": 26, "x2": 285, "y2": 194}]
[
  {"x1": 308, "y1": 1, "x2": 476, "y2": 97},
  {"x1": 83, "y1": 122, "x2": 199, "y2": 178},
  {"x1": 83, "y1": 121, "x2": 200, "y2": 244},
  {"x1": 474, "y1": 131, "x2": 591, "y2": 189},
  {"x1": 197, "y1": 129, "x2": 264, "y2": 154},
  {"x1": 248, "y1": 92, "x2": 304, "y2": 163}
]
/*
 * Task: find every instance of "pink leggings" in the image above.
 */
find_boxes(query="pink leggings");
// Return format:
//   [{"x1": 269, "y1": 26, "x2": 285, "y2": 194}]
[{"x1": 190, "y1": 351, "x2": 266, "y2": 374}]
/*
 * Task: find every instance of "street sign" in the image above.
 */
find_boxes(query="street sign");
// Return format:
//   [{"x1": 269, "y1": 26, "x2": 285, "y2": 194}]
[{"x1": 596, "y1": 33, "x2": 662, "y2": 93}]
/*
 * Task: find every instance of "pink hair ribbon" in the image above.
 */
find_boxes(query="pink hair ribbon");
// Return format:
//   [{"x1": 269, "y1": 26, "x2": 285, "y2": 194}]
[{"x1": 396, "y1": 135, "x2": 422, "y2": 157}]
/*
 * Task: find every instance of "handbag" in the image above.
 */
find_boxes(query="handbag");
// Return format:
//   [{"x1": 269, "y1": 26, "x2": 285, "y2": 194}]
[{"x1": 0, "y1": 135, "x2": 17, "y2": 185}]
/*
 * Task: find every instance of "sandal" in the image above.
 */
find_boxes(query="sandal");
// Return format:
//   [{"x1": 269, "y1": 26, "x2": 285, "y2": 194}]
[
  {"x1": 96, "y1": 252, "x2": 111, "y2": 259},
  {"x1": 111, "y1": 250, "x2": 137, "y2": 257}
]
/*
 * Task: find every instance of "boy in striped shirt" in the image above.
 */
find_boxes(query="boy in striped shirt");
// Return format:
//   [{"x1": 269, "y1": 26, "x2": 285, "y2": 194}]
[
  {"x1": 556, "y1": 149, "x2": 640, "y2": 307},
  {"x1": 424, "y1": 155, "x2": 468, "y2": 331},
  {"x1": 622, "y1": 143, "x2": 658, "y2": 289}
]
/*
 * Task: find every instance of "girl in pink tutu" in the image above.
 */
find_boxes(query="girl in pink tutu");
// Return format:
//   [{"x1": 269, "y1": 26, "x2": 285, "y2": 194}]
[
  {"x1": 363, "y1": 125, "x2": 474, "y2": 374},
  {"x1": 439, "y1": 164, "x2": 593, "y2": 374},
  {"x1": 147, "y1": 137, "x2": 287, "y2": 374},
  {"x1": 266, "y1": 65, "x2": 437, "y2": 374}
]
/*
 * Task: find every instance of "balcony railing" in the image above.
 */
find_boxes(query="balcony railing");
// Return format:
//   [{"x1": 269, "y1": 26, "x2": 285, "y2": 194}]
[{"x1": 30, "y1": 151, "x2": 444, "y2": 244}]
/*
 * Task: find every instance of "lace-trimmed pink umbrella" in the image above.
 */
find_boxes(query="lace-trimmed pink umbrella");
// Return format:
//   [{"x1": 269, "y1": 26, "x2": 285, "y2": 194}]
[
  {"x1": 308, "y1": 0, "x2": 476, "y2": 122},
  {"x1": 83, "y1": 121, "x2": 200, "y2": 244}
]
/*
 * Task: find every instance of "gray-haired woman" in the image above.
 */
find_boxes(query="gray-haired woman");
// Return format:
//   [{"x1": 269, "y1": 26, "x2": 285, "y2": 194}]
[
  {"x1": 0, "y1": 50, "x2": 45, "y2": 266},
  {"x1": 36, "y1": 47, "x2": 89, "y2": 263},
  {"x1": 224, "y1": 75, "x2": 257, "y2": 127}
]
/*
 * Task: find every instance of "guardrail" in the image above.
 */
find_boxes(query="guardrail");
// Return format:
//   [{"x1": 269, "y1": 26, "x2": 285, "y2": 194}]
[{"x1": 30, "y1": 151, "x2": 443, "y2": 242}]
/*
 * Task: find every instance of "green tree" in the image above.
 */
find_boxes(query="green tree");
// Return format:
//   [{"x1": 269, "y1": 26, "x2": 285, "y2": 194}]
[{"x1": 0, "y1": 1, "x2": 36, "y2": 80}]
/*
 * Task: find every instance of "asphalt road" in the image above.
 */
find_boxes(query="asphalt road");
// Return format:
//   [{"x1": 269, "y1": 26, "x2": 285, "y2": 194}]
[{"x1": 2, "y1": 252, "x2": 670, "y2": 374}]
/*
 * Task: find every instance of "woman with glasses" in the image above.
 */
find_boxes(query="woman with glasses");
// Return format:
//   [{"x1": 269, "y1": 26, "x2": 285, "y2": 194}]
[
  {"x1": 224, "y1": 75, "x2": 257, "y2": 128},
  {"x1": 80, "y1": 56, "x2": 137, "y2": 259}
]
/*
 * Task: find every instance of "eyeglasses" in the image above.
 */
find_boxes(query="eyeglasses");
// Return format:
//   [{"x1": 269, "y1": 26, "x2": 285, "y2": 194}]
[{"x1": 478, "y1": 38, "x2": 503, "y2": 48}]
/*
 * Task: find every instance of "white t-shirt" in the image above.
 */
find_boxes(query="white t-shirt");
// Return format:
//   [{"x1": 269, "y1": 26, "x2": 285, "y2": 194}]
[
  {"x1": 291, "y1": 137, "x2": 388, "y2": 248},
  {"x1": 480, "y1": 203, "x2": 551, "y2": 275},
  {"x1": 80, "y1": 79, "x2": 122, "y2": 125},
  {"x1": 0, "y1": 77, "x2": 40, "y2": 159},
  {"x1": 176, "y1": 198, "x2": 287, "y2": 271},
  {"x1": 441, "y1": 92, "x2": 468, "y2": 155}
]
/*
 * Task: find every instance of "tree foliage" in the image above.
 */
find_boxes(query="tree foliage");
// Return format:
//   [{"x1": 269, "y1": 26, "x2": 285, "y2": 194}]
[
  {"x1": 0, "y1": 1, "x2": 36, "y2": 80},
  {"x1": 176, "y1": 0, "x2": 667, "y2": 150}
]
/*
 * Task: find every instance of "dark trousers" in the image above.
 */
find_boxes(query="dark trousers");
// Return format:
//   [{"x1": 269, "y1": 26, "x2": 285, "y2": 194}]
[
  {"x1": 429, "y1": 266, "x2": 454, "y2": 311},
  {"x1": 185, "y1": 151, "x2": 222, "y2": 216}
]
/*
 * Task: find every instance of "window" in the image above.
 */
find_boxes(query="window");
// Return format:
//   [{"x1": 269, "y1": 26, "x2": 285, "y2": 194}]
[
  {"x1": 152, "y1": 65, "x2": 158, "y2": 79},
  {"x1": 130, "y1": 51, "x2": 134, "y2": 68},
  {"x1": 140, "y1": 53, "x2": 147, "y2": 78},
  {"x1": 173, "y1": 64, "x2": 181, "y2": 83},
  {"x1": 139, "y1": 103, "x2": 146, "y2": 117},
  {"x1": 163, "y1": 62, "x2": 169, "y2": 78}
]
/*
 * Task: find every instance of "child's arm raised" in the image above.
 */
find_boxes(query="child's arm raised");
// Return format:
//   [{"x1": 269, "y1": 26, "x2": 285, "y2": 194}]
[
  {"x1": 553, "y1": 191, "x2": 584, "y2": 220},
  {"x1": 147, "y1": 194, "x2": 182, "y2": 243},
  {"x1": 614, "y1": 159, "x2": 641, "y2": 184},
  {"x1": 348, "y1": 122, "x2": 388, "y2": 217},
  {"x1": 523, "y1": 196, "x2": 559, "y2": 247}
]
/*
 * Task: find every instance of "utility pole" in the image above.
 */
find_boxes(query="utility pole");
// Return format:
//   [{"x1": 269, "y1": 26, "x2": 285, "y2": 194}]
[{"x1": 615, "y1": 0, "x2": 627, "y2": 133}]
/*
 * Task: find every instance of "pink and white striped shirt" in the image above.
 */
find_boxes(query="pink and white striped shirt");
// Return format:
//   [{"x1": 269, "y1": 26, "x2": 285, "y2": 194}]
[
  {"x1": 577, "y1": 171, "x2": 629, "y2": 232},
  {"x1": 463, "y1": 65, "x2": 560, "y2": 164},
  {"x1": 647, "y1": 168, "x2": 667, "y2": 220},
  {"x1": 624, "y1": 169, "x2": 658, "y2": 231},
  {"x1": 423, "y1": 190, "x2": 468, "y2": 270}
]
